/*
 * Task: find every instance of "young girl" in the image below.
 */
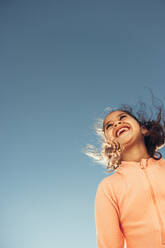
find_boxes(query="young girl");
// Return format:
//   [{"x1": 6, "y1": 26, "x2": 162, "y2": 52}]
[{"x1": 85, "y1": 96, "x2": 165, "y2": 248}]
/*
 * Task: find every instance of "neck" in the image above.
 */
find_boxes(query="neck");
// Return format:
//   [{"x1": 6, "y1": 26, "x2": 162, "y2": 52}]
[{"x1": 121, "y1": 141, "x2": 150, "y2": 162}]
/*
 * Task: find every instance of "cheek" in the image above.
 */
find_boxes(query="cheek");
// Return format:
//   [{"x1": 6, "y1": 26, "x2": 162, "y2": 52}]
[
  {"x1": 132, "y1": 124, "x2": 141, "y2": 136},
  {"x1": 105, "y1": 129, "x2": 113, "y2": 140}
]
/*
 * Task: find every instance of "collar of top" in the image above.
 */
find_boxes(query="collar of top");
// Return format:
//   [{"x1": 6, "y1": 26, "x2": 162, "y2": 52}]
[{"x1": 120, "y1": 157, "x2": 160, "y2": 169}]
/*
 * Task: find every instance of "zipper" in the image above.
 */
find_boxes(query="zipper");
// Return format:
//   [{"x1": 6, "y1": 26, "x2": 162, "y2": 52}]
[{"x1": 140, "y1": 159, "x2": 165, "y2": 244}]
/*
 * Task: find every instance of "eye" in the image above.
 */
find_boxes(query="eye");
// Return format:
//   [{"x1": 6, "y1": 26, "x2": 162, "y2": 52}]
[
  {"x1": 106, "y1": 123, "x2": 113, "y2": 129},
  {"x1": 120, "y1": 114, "x2": 127, "y2": 120}
]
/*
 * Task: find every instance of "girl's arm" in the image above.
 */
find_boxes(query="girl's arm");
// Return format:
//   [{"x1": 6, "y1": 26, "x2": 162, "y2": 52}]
[{"x1": 95, "y1": 179, "x2": 125, "y2": 248}]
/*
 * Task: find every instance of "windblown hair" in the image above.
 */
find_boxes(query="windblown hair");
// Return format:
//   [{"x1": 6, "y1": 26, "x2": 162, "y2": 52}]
[{"x1": 84, "y1": 92, "x2": 165, "y2": 173}]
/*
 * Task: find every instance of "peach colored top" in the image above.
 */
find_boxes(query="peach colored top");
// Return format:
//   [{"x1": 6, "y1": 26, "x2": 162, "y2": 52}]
[{"x1": 95, "y1": 157, "x2": 165, "y2": 248}]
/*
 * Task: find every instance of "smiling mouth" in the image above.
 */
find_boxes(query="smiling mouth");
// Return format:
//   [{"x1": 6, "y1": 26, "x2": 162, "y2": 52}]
[{"x1": 116, "y1": 127, "x2": 130, "y2": 137}]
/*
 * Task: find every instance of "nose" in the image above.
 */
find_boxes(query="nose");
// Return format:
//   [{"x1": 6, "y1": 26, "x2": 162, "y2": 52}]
[{"x1": 114, "y1": 121, "x2": 122, "y2": 127}]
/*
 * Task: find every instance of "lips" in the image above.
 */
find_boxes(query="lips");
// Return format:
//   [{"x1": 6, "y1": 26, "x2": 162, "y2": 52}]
[{"x1": 115, "y1": 125, "x2": 130, "y2": 137}]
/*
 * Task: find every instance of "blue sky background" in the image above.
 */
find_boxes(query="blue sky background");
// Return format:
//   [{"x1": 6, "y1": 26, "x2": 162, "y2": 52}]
[{"x1": 0, "y1": 0, "x2": 165, "y2": 247}]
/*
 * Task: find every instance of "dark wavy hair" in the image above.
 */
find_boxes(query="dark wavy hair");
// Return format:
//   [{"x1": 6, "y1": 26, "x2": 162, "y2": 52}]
[{"x1": 84, "y1": 91, "x2": 165, "y2": 173}]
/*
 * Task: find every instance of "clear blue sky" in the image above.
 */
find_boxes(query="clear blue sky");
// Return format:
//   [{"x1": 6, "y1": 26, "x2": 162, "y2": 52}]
[{"x1": 0, "y1": 0, "x2": 165, "y2": 247}]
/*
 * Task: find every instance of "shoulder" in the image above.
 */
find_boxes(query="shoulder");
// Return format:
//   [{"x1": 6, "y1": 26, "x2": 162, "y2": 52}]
[
  {"x1": 157, "y1": 157, "x2": 165, "y2": 166},
  {"x1": 160, "y1": 157, "x2": 165, "y2": 163},
  {"x1": 96, "y1": 172, "x2": 122, "y2": 197},
  {"x1": 95, "y1": 174, "x2": 122, "y2": 209}
]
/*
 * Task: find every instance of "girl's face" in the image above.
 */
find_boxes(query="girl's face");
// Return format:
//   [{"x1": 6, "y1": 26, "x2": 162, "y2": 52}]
[{"x1": 103, "y1": 110, "x2": 147, "y2": 149}]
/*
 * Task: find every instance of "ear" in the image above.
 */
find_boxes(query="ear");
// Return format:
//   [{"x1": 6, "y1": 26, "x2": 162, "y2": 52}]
[{"x1": 141, "y1": 126, "x2": 149, "y2": 136}]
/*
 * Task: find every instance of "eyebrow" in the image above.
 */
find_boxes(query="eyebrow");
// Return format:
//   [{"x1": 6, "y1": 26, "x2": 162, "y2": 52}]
[{"x1": 103, "y1": 112, "x2": 126, "y2": 130}]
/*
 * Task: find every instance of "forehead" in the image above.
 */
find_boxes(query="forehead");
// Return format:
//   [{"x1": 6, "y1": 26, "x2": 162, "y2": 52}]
[{"x1": 103, "y1": 110, "x2": 125, "y2": 125}]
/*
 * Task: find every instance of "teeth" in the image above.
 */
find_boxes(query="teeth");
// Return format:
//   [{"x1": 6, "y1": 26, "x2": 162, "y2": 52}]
[{"x1": 117, "y1": 127, "x2": 129, "y2": 137}]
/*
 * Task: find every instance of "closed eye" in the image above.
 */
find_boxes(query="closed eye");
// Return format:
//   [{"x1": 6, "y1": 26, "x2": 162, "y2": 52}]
[
  {"x1": 120, "y1": 114, "x2": 127, "y2": 120},
  {"x1": 106, "y1": 123, "x2": 112, "y2": 129}
]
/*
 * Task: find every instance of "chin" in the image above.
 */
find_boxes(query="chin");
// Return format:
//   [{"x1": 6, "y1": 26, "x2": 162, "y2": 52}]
[{"x1": 119, "y1": 136, "x2": 135, "y2": 150}]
